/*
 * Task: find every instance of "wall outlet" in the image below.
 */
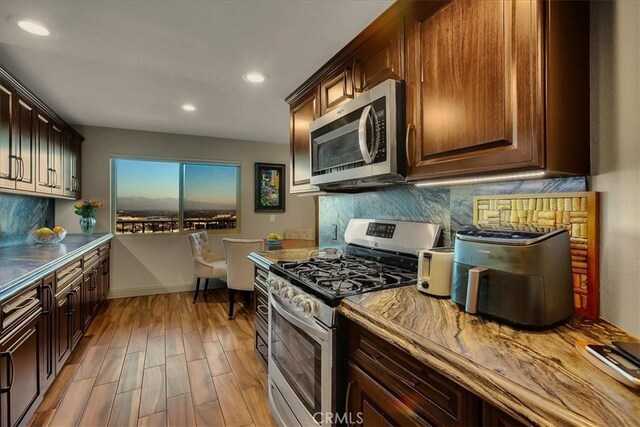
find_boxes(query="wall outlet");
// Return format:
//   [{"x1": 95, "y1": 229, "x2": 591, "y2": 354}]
[{"x1": 269, "y1": 214, "x2": 275, "y2": 223}]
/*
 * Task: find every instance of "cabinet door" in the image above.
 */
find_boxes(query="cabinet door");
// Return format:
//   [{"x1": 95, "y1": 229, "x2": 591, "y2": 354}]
[
  {"x1": 100, "y1": 256, "x2": 110, "y2": 302},
  {"x1": 353, "y1": 21, "x2": 403, "y2": 94},
  {"x1": 289, "y1": 88, "x2": 320, "y2": 194},
  {"x1": 50, "y1": 123, "x2": 64, "y2": 195},
  {"x1": 54, "y1": 286, "x2": 73, "y2": 370},
  {"x1": 73, "y1": 139, "x2": 81, "y2": 199},
  {"x1": 405, "y1": 0, "x2": 543, "y2": 180},
  {"x1": 62, "y1": 131, "x2": 74, "y2": 197},
  {"x1": 320, "y1": 63, "x2": 354, "y2": 115},
  {"x1": 0, "y1": 311, "x2": 42, "y2": 427},
  {"x1": 13, "y1": 96, "x2": 36, "y2": 192},
  {"x1": 35, "y1": 113, "x2": 52, "y2": 193},
  {"x1": 71, "y1": 284, "x2": 83, "y2": 348},
  {"x1": 40, "y1": 275, "x2": 56, "y2": 391},
  {"x1": 482, "y1": 402, "x2": 527, "y2": 427},
  {"x1": 0, "y1": 80, "x2": 15, "y2": 189}
]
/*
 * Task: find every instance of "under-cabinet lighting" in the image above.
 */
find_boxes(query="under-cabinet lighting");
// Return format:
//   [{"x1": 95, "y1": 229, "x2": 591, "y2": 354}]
[
  {"x1": 414, "y1": 171, "x2": 546, "y2": 187},
  {"x1": 181, "y1": 104, "x2": 197, "y2": 112},
  {"x1": 17, "y1": 20, "x2": 50, "y2": 36}
]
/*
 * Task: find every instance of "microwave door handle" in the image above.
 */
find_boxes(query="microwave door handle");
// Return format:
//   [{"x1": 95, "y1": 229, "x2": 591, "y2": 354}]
[
  {"x1": 466, "y1": 267, "x2": 488, "y2": 314},
  {"x1": 357, "y1": 105, "x2": 373, "y2": 164}
]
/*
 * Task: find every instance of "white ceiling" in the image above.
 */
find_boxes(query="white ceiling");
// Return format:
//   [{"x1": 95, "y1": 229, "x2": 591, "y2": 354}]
[{"x1": 0, "y1": 0, "x2": 392, "y2": 144}]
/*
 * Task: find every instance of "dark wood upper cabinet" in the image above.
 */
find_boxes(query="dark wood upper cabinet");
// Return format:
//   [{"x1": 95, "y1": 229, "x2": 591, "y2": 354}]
[
  {"x1": 405, "y1": 0, "x2": 589, "y2": 180},
  {"x1": 35, "y1": 113, "x2": 52, "y2": 194},
  {"x1": 0, "y1": 80, "x2": 15, "y2": 189},
  {"x1": 320, "y1": 63, "x2": 354, "y2": 115},
  {"x1": 352, "y1": 21, "x2": 403, "y2": 94},
  {"x1": 285, "y1": 0, "x2": 589, "y2": 187},
  {"x1": 289, "y1": 88, "x2": 320, "y2": 194},
  {"x1": 50, "y1": 123, "x2": 64, "y2": 196},
  {"x1": 405, "y1": 0, "x2": 542, "y2": 179},
  {"x1": 0, "y1": 66, "x2": 83, "y2": 199}
]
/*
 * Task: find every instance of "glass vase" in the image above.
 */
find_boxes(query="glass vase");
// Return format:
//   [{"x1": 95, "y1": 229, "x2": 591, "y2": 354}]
[{"x1": 79, "y1": 217, "x2": 96, "y2": 235}]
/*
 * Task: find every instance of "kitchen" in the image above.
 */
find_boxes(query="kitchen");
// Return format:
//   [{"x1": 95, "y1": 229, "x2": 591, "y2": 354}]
[{"x1": 0, "y1": 0, "x2": 638, "y2": 426}]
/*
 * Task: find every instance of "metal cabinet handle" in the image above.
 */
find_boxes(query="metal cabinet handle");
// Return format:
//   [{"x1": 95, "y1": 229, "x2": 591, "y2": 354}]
[
  {"x1": 9, "y1": 155, "x2": 18, "y2": 180},
  {"x1": 465, "y1": 267, "x2": 489, "y2": 314},
  {"x1": 66, "y1": 291, "x2": 75, "y2": 316},
  {"x1": 42, "y1": 284, "x2": 53, "y2": 315},
  {"x1": 0, "y1": 351, "x2": 14, "y2": 393},
  {"x1": 47, "y1": 168, "x2": 54, "y2": 187},
  {"x1": 53, "y1": 169, "x2": 58, "y2": 188},
  {"x1": 17, "y1": 157, "x2": 24, "y2": 181},
  {"x1": 344, "y1": 381, "x2": 354, "y2": 426}
]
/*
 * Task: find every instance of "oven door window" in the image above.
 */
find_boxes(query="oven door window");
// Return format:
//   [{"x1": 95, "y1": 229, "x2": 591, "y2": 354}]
[{"x1": 271, "y1": 307, "x2": 322, "y2": 414}]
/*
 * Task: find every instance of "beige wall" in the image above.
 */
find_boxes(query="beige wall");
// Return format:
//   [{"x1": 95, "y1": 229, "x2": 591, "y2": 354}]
[
  {"x1": 591, "y1": 0, "x2": 640, "y2": 336},
  {"x1": 55, "y1": 126, "x2": 316, "y2": 298}
]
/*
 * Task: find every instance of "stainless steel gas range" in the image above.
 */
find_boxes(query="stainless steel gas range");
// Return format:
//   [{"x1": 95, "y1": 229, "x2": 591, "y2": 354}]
[{"x1": 267, "y1": 219, "x2": 441, "y2": 427}]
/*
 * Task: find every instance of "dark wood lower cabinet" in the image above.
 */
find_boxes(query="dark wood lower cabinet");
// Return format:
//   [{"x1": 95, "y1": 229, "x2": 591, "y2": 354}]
[
  {"x1": 0, "y1": 243, "x2": 111, "y2": 427},
  {"x1": 0, "y1": 310, "x2": 42, "y2": 427},
  {"x1": 345, "y1": 321, "x2": 527, "y2": 427},
  {"x1": 39, "y1": 275, "x2": 55, "y2": 391}
]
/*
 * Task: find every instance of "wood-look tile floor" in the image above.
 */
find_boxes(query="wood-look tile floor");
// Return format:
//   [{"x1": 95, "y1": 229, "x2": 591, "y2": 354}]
[{"x1": 30, "y1": 290, "x2": 275, "y2": 427}]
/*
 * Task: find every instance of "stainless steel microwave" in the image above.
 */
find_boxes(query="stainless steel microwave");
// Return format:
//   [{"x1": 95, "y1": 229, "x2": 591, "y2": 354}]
[{"x1": 309, "y1": 79, "x2": 406, "y2": 189}]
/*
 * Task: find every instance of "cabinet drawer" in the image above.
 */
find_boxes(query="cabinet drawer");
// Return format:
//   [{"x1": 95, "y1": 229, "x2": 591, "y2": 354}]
[
  {"x1": 0, "y1": 283, "x2": 41, "y2": 336},
  {"x1": 56, "y1": 258, "x2": 82, "y2": 290},
  {"x1": 99, "y1": 242, "x2": 110, "y2": 259},
  {"x1": 350, "y1": 326, "x2": 479, "y2": 425},
  {"x1": 83, "y1": 248, "x2": 100, "y2": 267}
]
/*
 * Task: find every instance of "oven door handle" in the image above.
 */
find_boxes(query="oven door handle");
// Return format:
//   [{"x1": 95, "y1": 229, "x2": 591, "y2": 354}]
[{"x1": 270, "y1": 295, "x2": 328, "y2": 343}]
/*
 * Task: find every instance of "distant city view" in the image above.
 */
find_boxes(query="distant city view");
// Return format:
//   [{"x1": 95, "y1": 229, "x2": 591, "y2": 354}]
[{"x1": 114, "y1": 159, "x2": 238, "y2": 234}]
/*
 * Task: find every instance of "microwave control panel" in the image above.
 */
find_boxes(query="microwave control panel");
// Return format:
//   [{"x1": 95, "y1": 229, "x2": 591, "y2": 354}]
[{"x1": 366, "y1": 222, "x2": 396, "y2": 239}]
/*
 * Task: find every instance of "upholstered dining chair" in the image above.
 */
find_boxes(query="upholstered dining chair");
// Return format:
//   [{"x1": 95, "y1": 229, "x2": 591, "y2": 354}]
[
  {"x1": 222, "y1": 238, "x2": 265, "y2": 319},
  {"x1": 284, "y1": 227, "x2": 314, "y2": 240},
  {"x1": 188, "y1": 231, "x2": 227, "y2": 303}
]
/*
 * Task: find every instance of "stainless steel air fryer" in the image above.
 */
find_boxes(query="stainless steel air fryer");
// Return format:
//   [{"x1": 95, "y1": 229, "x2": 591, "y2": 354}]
[{"x1": 451, "y1": 226, "x2": 574, "y2": 328}]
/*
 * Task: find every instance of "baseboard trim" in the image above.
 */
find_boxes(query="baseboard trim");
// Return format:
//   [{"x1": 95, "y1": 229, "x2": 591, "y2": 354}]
[{"x1": 106, "y1": 279, "x2": 227, "y2": 299}]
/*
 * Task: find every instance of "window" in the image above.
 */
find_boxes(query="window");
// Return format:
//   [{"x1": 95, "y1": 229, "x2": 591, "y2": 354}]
[{"x1": 113, "y1": 158, "x2": 239, "y2": 234}]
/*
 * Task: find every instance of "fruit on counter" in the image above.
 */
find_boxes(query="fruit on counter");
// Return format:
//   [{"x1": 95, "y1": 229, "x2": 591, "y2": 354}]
[
  {"x1": 267, "y1": 232, "x2": 283, "y2": 240},
  {"x1": 35, "y1": 227, "x2": 54, "y2": 240},
  {"x1": 52, "y1": 226, "x2": 65, "y2": 234}
]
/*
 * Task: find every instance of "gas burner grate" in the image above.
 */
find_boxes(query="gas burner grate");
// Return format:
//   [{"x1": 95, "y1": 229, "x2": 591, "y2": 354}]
[{"x1": 278, "y1": 255, "x2": 417, "y2": 297}]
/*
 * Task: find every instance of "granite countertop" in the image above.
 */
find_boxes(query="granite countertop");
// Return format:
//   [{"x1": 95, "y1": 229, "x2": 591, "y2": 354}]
[
  {"x1": 339, "y1": 286, "x2": 640, "y2": 426},
  {"x1": 248, "y1": 246, "x2": 327, "y2": 269},
  {"x1": 0, "y1": 233, "x2": 113, "y2": 301}
]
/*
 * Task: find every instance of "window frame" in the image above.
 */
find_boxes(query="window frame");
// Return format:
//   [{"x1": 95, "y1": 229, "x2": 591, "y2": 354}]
[{"x1": 110, "y1": 155, "x2": 242, "y2": 236}]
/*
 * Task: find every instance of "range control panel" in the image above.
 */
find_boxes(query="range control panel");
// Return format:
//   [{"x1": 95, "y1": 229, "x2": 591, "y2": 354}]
[{"x1": 366, "y1": 222, "x2": 396, "y2": 239}]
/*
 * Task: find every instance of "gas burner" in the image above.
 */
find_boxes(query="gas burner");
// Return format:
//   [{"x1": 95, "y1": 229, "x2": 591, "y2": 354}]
[{"x1": 277, "y1": 254, "x2": 417, "y2": 298}]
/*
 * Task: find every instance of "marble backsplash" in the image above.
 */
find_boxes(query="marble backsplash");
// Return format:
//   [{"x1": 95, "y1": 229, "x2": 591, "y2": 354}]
[
  {"x1": 319, "y1": 176, "x2": 588, "y2": 248},
  {"x1": 0, "y1": 194, "x2": 55, "y2": 248}
]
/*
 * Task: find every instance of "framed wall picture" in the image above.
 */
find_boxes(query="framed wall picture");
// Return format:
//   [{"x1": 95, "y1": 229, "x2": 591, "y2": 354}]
[{"x1": 255, "y1": 163, "x2": 285, "y2": 212}]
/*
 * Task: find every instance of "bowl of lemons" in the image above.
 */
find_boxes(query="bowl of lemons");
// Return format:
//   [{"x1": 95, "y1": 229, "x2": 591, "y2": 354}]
[
  {"x1": 267, "y1": 232, "x2": 284, "y2": 248},
  {"x1": 33, "y1": 226, "x2": 67, "y2": 245}
]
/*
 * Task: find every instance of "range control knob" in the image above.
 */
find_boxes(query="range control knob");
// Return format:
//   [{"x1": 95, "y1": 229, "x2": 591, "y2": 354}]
[
  {"x1": 280, "y1": 286, "x2": 296, "y2": 301},
  {"x1": 298, "y1": 296, "x2": 319, "y2": 318},
  {"x1": 268, "y1": 277, "x2": 284, "y2": 293},
  {"x1": 291, "y1": 295, "x2": 305, "y2": 311}
]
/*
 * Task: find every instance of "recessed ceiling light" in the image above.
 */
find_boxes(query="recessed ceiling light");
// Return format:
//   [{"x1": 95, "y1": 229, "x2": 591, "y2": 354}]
[
  {"x1": 17, "y1": 20, "x2": 50, "y2": 36},
  {"x1": 181, "y1": 104, "x2": 196, "y2": 112},
  {"x1": 243, "y1": 72, "x2": 267, "y2": 84}
]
